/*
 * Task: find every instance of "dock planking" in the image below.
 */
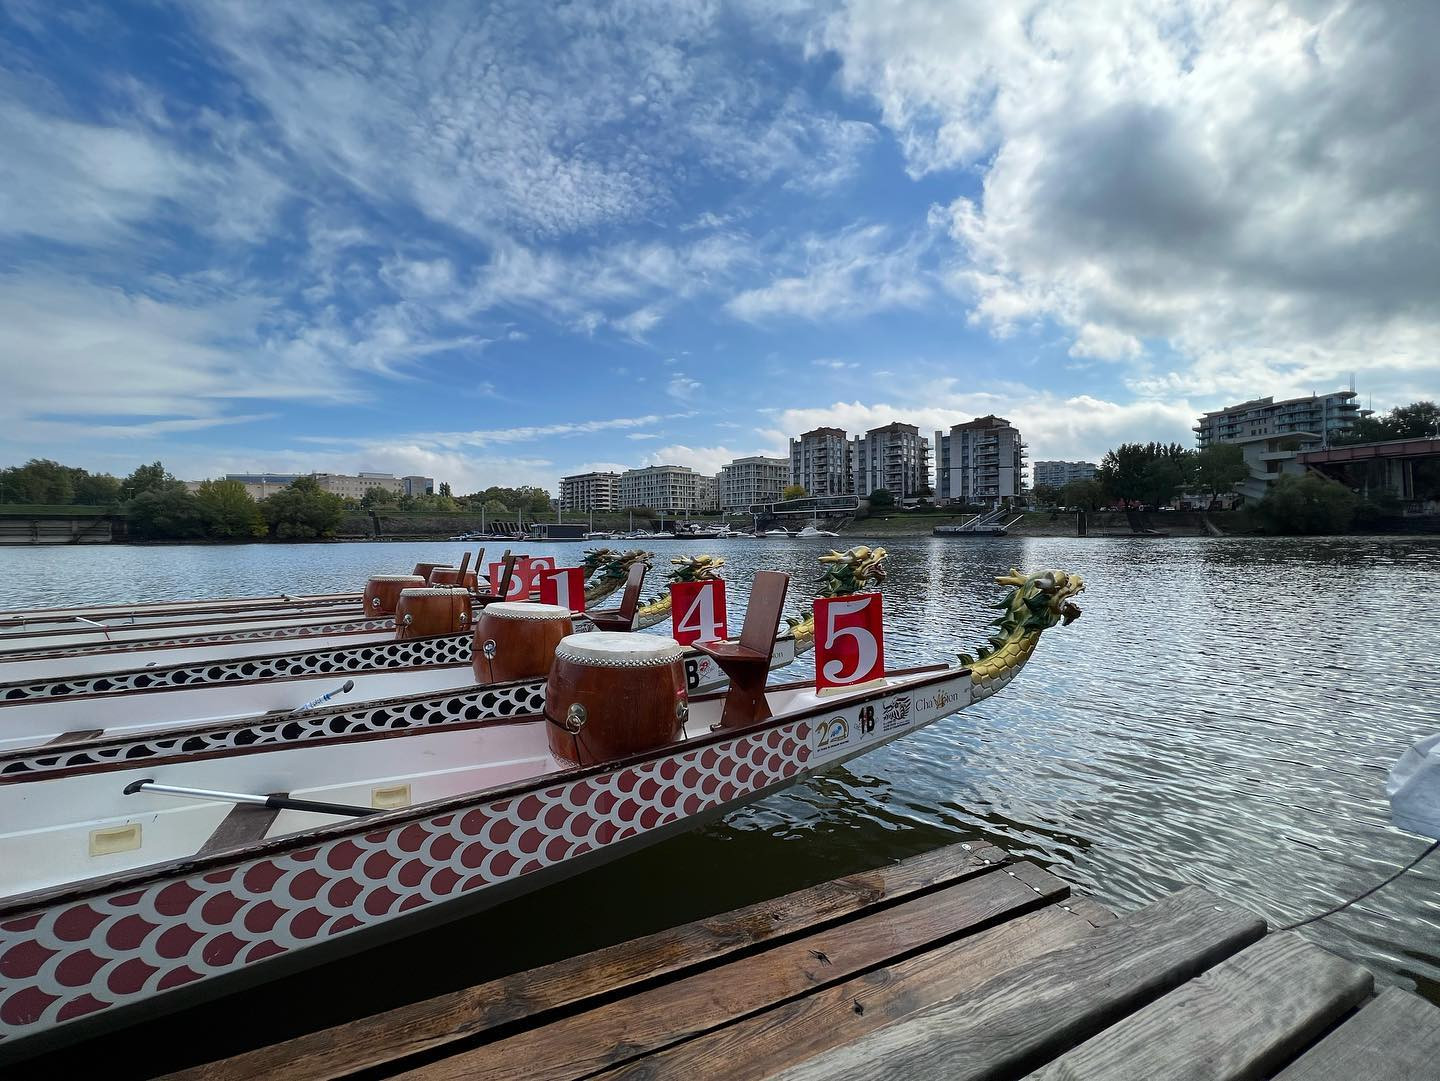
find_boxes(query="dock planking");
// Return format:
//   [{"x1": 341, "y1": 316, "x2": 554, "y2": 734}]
[{"x1": 171, "y1": 841, "x2": 1440, "y2": 1081}]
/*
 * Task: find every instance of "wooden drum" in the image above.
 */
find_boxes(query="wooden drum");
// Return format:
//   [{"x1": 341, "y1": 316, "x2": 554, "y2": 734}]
[
  {"x1": 472, "y1": 602, "x2": 573, "y2": 684},
  {"x1": 545, "y1": 632, "x2": 687, "y2": 766},
  {"x1": 411, "y1": 561, "x2": 445, "y2": 581},
  {"x1": 429, "y1": 566, "x2": 479, "y2": 590},
  {"x1": 363, "y1": 574, "x2": 426, "y2": 616},
  {"x1": 394, "y1": 587, "x2": 473, "y2": 640}
]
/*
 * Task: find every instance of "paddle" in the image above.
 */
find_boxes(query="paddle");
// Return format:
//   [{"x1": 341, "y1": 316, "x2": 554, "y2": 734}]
[
  {"x1": 288, "y1": 678, "x2": 356, "y2": 715},
  {"x1": 123, "y1": 778, "x2": 377, "y2": 818}
]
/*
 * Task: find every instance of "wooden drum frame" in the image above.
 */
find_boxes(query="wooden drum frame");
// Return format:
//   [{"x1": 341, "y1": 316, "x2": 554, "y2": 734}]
[
  {"x1": 472, "y1": 602, "x2": 574, "y2": 684},
  {"x1": 363, "y1": 574, "x2": 427, "y2": 616},
  {"x1": 394, "y1": 587, "x2": 473, "y2": 640},
  {"x1": 545, "y1": 632, "x2": 688, "y2": 766}
]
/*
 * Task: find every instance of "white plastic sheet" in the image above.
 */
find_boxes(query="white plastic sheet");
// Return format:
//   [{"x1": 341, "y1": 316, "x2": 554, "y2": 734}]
[{"x1": 1388, "y1": 732, "x2": 1440, "y2": 840}]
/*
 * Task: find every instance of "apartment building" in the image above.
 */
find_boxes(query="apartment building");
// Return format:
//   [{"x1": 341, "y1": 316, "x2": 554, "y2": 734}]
[
  {"x1": 559, "y1": 471, "x2": 617, "y2": 512},
  {"x1": 1193, "y1": 389, "x2": 1369, "y2": 501},
  {"x1": 219, "y1": 471, "x2": 434, "y2": 501},
  {"x1": 616, "y1": 465, "x2": 710, "y2": 512},
  {"x1": 1032, "y1": 460, "x2": 1097, "y2": 490},
  {"x1": 934, "y1": 415, "x2": 1025, "y2": 507},
  {"x1": 789, "y1": 427, "x2": 852, "y2": 497},
  {"x1": 717, "y1": 455, "x2": 788, "y2": 512},
  {"x1": 851, "y1": 422, "x2": 930, "y2": 499}
]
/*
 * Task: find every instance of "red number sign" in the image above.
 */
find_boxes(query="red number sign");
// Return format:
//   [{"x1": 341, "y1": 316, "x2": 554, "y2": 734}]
[
  {"x1": 539, "y1": 567, "x2": 586, "y2": 611},
  {"x1": 489, "y1": 557, "x2": 558, "y2": 600},
  {"x1": 813, "y1": 593, "x2": 885, "y2": 692},
  {"x1": 670, "y1": 579, "x2": 727, "y2": 645}
]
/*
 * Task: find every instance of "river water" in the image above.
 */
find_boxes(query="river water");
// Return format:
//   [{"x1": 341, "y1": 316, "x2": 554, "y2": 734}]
[{"x1": 4, "y1": 534, "x2": 1439, "y2": 1072}]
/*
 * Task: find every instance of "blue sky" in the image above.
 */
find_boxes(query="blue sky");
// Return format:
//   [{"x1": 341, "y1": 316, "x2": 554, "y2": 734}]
[{"x1": 2, "y1": 0, "x2": 1437, "y2": 493}]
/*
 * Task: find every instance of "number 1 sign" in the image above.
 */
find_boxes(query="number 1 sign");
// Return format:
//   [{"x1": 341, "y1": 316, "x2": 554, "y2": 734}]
[
  {"x1": 670, "y1": 578, "x2": 727, "y2": 645},
  {"x1": 813, "y1": 593, "x2": 885, "y2": 693},
  {"x1": 539, "y1": 567, "x2": 586, "y2": 611}
]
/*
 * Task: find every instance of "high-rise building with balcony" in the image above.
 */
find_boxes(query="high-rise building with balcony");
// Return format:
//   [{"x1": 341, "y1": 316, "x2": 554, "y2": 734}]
[
  {"x1": 851, "y1": 422, "x2": 930, "y2": 500},
  {"x1": 934, "y1": 416, "x2": 1025, "y2": 507},
  {"x1": 1193, "y1": 389, "x2": 1368, "y2": 500},
  {"x1": 1032, "y1": 460, "x2": 1097, "y2": 490},
  {"x1": 717, "y1": 455, "x2": 788, "y2": 511},
  {"x1": 616, "y1": 465, "x2": 709, "y2": 512},
  {"x1": 789, "y1": 427, "x2": 852, "y2": 497},
  {"x1": 559, "y1": 471, "x2": 617, "y2": 511}
]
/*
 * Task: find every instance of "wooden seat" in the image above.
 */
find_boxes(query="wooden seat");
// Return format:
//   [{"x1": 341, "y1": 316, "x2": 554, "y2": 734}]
[
  {"x1": 474, "y1": 552, "x2": 517, "y2": 606},
  {"x1": 695, "y1": 570, "x2": 789, "y2": 729},
  {"x1": 588, "y1": 562, "x2": 648, "y2": 632}
]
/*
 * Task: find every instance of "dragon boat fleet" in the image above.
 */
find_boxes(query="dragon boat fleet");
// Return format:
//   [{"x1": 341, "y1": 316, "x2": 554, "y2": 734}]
[{"x1": 0, "y1": 546, "x2": 1083, "y2": 1060}]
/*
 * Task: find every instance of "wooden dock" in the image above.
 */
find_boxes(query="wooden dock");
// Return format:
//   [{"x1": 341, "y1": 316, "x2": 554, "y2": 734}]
[{"x1": 167, "y1": 841, "x2": 1440, "y2": 1081}]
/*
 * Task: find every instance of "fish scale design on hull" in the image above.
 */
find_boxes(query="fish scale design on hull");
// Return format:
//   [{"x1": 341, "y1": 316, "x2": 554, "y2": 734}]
[
  {"x1": 0, "y1": 634, "x2": 476, "y2": 703},
  {"x1": 0, "y1": 722, "x2": 812, "y2": 1044}
]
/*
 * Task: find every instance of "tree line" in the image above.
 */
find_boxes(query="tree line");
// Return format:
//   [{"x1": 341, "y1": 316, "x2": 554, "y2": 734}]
[
  {"x1": 0, "y1": 458, "x2": 557, "y2": 541},
  {"x1": 1030, "y1": 442, "x2": 1251, "y2": 512}
]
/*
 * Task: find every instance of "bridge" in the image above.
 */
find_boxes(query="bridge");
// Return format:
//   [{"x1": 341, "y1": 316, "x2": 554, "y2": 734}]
[
  {"x1": 1297, "y1": 437, "x2": 1440, "y2": 513},
  {"x1": 746, "y1": 495, "x2": 861, "y2": 519}
]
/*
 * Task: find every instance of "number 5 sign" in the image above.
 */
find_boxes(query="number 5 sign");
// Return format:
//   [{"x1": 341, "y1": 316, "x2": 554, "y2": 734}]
[
  {"x1": 814, "y1": 593, "x2": 885, "y2": 693},
  {"x1": 670, "y1": 578, "x2": 727, "y2": 645},
  {"x1": 539, "y1": 567, "x2": 586, "y2": 611}
]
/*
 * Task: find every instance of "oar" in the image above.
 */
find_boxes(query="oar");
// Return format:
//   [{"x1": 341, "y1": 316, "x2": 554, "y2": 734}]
[
  {"x1": 289, "y1": 679, "x2": 355, "y2": 714},
  {"x1": 123, "y1": 778, "x2": 376, "y2": 818},
  {"x1": 76, "y1": 616, "x2": 112, "y2": 641}
]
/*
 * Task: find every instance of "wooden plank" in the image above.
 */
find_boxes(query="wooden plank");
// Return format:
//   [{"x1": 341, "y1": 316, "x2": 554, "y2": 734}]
[
  {"x1": 1025, "y1": 932, "x2": 1373, "y2": 1080},
  {"x1": 602, "y1": 902, "x2": 1095, "y2": 1081},
  {"x1": 168, "y1": 841, "x2": 1009, "y2": 1081},
  {"x1": 766, "y1": 886, "x2": 1267, "y2": 1081},
  {"x1": 196, "y1": 799, "x2": 285, "y2": 857},
  {"x1": 1274, "y1": 986, "x2": 1440, "y2": 1081},
  {"x1": 396, "y1": 861, "x2": 1071, "y2": 1081},
  {"x1": 1064, "y1": 894, "x2": 1118, "y2": 927}
]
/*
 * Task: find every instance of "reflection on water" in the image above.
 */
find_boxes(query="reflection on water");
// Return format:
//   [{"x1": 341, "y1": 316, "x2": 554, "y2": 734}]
[{"x1": 5, "y1": 534, "x2": 1439, "y2": 1071}]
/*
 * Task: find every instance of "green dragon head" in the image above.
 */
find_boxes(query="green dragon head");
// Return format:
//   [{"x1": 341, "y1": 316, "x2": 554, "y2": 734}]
[
  {"x1": 669, "y1": 553, "x2": 725, "y2": 583},
  {"x1": 814, "y1": 545, "x2": 889, "y2": 597},
  {"x1": 960, "y1": 567, "x2": 1084, "y2": 667},
  {"x1": 586, "y1": 548, "x2": 653, "y2": 581}
]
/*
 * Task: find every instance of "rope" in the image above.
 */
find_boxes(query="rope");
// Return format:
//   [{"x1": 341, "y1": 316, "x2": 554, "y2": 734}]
[{"x1": 1275, "y1": 837, "x2": 1440, "y2": 932}]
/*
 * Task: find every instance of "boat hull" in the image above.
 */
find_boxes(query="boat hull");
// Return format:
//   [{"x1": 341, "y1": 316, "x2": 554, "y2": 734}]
[{"x1": 0, "y1": 667, "x2": 967, "y2": 1058}]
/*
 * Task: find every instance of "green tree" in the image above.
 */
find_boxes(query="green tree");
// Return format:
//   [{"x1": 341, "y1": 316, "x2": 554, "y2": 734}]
[
  {"x1": 483, "y1": 498, "x2": 509, "y2": 515},
  {"x1": 1098, "y1": 442, "x2": 1192, "y2": 505},
  {"x1": 260, "y1": 476, "x2": 345, "y2": 539},
  {"x1": 73, "y1": 472, "x2": 122, "y2": 505},
  {"x1": 1254, "y1": 473, "x2": 1357, "y2": 534},
  {"x1": 360, "y1": 485, "x2": 397, "y2": 508},
  {"x1": 194, "y1": 479, "x2": 266, "y2": 539},
  {"x1": 127, "y1": 487, "x2": 211, "y2": 540},
  {"x1": 438, "y1": 481, "x2": 452, "y2": 497},
  {"x1": 0, "y1": 459, "x2": 76, "y2": 504},
  {"x1": 781, "y1": 484, "x2": 807, "y2": 500},
  {"x1": 124, "y1": 461, "x2": 182, "y2": 498},
  {"x1": 1061, "y1": 478, "x2": 1106, "y2": 511},
  {"x1": 1193, "y1": 444, "x2": 1249, "y2": 502},
  {"x1": 1031, "y1": 483, "x2": 1063, "y2": 507},
  {"x1": 1334, "y1": 400, "x2": 1440, "y2": 444},
  {"x1": 868, "y1": 488, "x2": 895, "y2": 511}
]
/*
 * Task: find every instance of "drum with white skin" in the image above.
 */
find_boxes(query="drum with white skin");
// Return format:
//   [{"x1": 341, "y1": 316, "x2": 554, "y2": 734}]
[
  {"x1": 363, "y1": 574, "x2": 426, "y2": 615},
  {"x1": 394, "y1": 586, "x2": 473, "y2": 639},
  {"x1": 473, "y1": 602, "x2": 574, "y2": 684},
  {"x1": 545, "y1": 632, "x2": 687, "y2": 766}
]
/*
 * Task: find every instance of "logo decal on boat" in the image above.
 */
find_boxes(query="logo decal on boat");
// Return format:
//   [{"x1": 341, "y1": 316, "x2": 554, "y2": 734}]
[
  {"x1": 916, "y1": 686, "x2": 962, "y2": 715},
  {"x1": 882, "y1": 695, "x2": 912, "y2": 730},
  {"x1": 814, "y1": 716, "x2": 850, "y2": 750}
]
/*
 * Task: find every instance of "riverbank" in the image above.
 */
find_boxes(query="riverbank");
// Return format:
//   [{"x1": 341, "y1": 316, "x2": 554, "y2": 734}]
[{"x1": 842, "y1": 509, "x2": 1235, "y2": 537}]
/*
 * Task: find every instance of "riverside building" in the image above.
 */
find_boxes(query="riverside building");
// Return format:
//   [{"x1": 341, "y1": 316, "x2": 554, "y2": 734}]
[
  {"x1": 933, "y1": 416, "x2": 1026, "y2": 507},
  {"x1": 559, "y1": 471, "x2": 617, "y2": 512},
  {"x1": 616, "y1": 465, "x2": 711, "y2": 512},
  {"x1": 789, "y1": 427, "x2": 852, "y2": 497},
  {"x1": 851, "y1": 422, "x2": 930, "y2": 500},
  {"x1": 1032, "y1": 460, "x2": 1097, "y2": 490},
  {"x1": 219, "y1": 472, "x2": 433, "y2": 501},
  {"x1": 1193, "y1": 389, "x2": 1369, "y2": 500},
  {"x1": 717, "y1": 455, "x2": 788, "y2": 512}
]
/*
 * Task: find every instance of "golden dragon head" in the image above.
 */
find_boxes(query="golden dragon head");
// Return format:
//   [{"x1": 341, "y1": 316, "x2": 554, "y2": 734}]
[
  {"x1": 814, "y1": 545, "x2": 889, "y2": 597},
  {"x1": 669, "y1": 553, "x2": 726, "y2": 582},
  {"x1": 961, "y1": 567, "x2": 1084, "y2": 668}
]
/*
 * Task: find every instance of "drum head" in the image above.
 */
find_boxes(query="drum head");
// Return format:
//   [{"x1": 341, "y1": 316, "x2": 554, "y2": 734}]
[
  {"x1": 554, "y1": 631, "x2": 682, "y2": 667},
  {"x1": 484, "y1": 602, "x2": 573, "y2": 621}
]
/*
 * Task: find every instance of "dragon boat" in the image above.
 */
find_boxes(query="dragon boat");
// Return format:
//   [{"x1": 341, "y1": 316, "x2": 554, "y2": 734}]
[
  {"x1": 0, "y1": 548, "x2": 648, "y2": 673},
  {"x1": 0, "y1": 565, "x2": 1083, "y2": 1059},
  {"x1": 0, "y1": 549, "x2": 884, "y2": 754}
]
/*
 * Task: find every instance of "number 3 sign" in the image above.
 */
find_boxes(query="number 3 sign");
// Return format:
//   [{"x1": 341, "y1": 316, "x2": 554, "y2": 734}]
[
  {"x1": 670, "y1": 578, "x2": 728, "y2": 645},
  {"x1": 813, "y1": 593, "x2": 885, "y2": 693}
]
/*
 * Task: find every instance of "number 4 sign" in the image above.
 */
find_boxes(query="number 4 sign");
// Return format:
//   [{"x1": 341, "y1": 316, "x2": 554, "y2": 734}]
[
  {"x1": 670, "y1": 578, "x2": 727, "y2": 646},
  {"x1": 813, "y1": 593, "x2": 885, "y2": 693},
  {"x1": 538, "y1": 567, "x2": 586, "y2": 611}
]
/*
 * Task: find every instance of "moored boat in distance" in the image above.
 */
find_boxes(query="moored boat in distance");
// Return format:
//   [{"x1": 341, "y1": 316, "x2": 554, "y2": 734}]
[{"x1": 0, "y1": 564, "x2": 1084, "y2": 1057}]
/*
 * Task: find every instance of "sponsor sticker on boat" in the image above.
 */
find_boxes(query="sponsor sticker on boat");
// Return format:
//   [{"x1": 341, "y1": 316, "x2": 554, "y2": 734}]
[{"x1": 882, "y1": 694, "x2": 913, "y2": 732}]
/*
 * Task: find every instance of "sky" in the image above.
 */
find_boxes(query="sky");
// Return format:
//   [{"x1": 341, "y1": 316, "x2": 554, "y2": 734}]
[{"x1": 2, "y1": 0, "x2": 1437, "y2": 494}]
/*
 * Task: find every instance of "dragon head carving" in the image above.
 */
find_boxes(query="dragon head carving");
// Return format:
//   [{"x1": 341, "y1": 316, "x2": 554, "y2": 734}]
[
  {"x1": 814, "y1": 545, "x2": 889, "y2": 597},
  {"x1": 669, "y1": 554, "x2": 725, "y2": 583},
  {"x1": 961, "y1": 567, "x2": 1084, "y2": 668}
]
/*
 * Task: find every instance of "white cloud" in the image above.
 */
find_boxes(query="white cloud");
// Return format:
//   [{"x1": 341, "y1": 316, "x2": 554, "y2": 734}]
[
  {"x1": 667, "y1": 373, "x2": 702, "y2": 402},
  {"x1": 817, "y1": 0, "x2": 1440, "y2": 403}
]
